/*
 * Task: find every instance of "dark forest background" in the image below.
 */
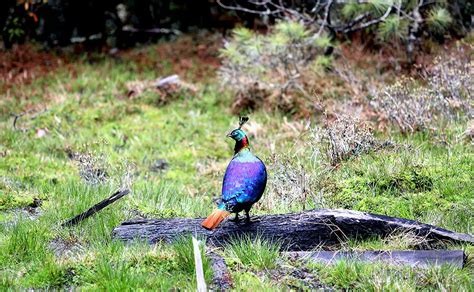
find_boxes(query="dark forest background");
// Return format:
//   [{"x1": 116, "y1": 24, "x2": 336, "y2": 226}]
[
  {"x1": 0, "y1": 0, "x2": 262, "y2": 49},
  {"x1": 1, "y1": 0, "x2": 472, "y2": 49}
]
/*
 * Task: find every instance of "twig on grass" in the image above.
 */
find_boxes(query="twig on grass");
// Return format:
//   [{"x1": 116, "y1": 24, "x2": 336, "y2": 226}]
[{"x1": 11, "y1": 108, "x2": 49, "y2": 132}]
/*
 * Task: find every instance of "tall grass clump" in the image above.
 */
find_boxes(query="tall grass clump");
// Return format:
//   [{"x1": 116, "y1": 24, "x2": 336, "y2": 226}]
[
  {"x1": 309, "y1": 259, "x2": 473, "y2": 290},
  {"x1": 225, "y1": 234, "x2": 281, "y2": 271},
  {"x1": 0, "y1": 218, "x2": 51, "y2": 265},
  {"x1": 171, "y1": 236, "x2": 213, "y2": 284}
]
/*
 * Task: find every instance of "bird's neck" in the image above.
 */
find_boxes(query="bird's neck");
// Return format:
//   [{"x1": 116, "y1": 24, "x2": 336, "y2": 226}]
[{"x1": 234, "y1": 136, "x2": 250, "y2": 154}]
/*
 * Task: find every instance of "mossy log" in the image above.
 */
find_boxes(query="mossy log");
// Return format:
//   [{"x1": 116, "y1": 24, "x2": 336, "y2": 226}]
[{"x1": 112, "y1": 209, "x2": 474, "y2": 251}]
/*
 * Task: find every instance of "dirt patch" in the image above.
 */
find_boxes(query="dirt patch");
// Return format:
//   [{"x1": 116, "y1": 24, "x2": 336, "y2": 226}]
[
  {"x1": 49, "y1": 236, "x2": 84, "y2": 258},
  {"x1": 118, "y1": 33, "x2": 222, "y2": 82},
  {"x1": 0, "y1": 44, "x2": 71, "y2": 92},
  {"x1": 0, "y1": 32, "x2": 222, "y2": 94}
]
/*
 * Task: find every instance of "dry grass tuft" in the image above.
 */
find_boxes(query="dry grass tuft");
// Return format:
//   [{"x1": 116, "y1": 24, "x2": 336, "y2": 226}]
[
  {"x1": 265, "y1": 154, "x2": 319, "y2": 211},
  {"x1": 383, "y1": 230, "x2": 433, "y2": 250},
  {"x1": 68, "y1": 148, "x2": 135, "y2": 189},
  {"x1": 373, "y1": 46, "x2": 473, "y2": 133},
  {"x1": 70, "y1": 151, "x2": 110, "y2": 186},
  {"x1": 462, "y1": 120, "x2": 474, "y2": 143},
  {"x1": 311, "y1": 115, "x2": 389, "y2": 166}
]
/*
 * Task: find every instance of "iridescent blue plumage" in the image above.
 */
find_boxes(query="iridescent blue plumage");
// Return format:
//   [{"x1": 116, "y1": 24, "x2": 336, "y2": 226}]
[
  {"x1": 219, "y1": 149, "x2": 267, "y2": 216},
  {"x1": 217, "y1": 126, "x2": 267, "y2": 224},
  {"x1": 202, "y1": 117, "x2": 267, "y2": 229}
]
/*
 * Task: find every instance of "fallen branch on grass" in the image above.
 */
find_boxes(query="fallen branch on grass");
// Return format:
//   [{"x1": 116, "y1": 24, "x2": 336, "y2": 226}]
[
  {"x1": 286, "y1": 250, "x2": 467, "y2": 268},
  {"x1": 112, "y1": 209, "x2": 474, "y2": 250},
  {"x1": 11, "y1": 108, "x2": 49, "y2": 132},
  {"x1": 62, "y1": 189, "x2": 130, "y2": 227}
]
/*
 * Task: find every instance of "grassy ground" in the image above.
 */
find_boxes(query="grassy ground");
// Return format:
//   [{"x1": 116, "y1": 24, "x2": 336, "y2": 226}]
[{"x1": 0, "y1": 38, "x2": 473, "y2": 290}]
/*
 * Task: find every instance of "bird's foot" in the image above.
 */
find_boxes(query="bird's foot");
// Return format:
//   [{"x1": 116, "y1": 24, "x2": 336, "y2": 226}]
[
  {"x1": 244, "y1": 212, "x2": 251, "y2": 225},
  {"x1": 229, "y1": 214, "x2": 240, "y2": 223}
]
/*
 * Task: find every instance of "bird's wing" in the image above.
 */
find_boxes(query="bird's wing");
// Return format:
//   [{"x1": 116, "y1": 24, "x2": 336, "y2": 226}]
[{"x1": 221, "y1": 158, "x2": 266, "y2": 209}]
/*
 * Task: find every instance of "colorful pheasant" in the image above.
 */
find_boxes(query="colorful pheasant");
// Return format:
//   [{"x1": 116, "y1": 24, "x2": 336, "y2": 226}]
[{"x1": 202, "y1": 117, "x2": 267, "y2": 230}]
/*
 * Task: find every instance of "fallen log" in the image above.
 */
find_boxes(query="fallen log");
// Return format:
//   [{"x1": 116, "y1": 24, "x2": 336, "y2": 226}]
[
  {"x1": 286, "y1": 250, "x2": 467, "y2": 268},
  {"x1": 112, "y1": 209, "x2": 474, "y2": 251}
]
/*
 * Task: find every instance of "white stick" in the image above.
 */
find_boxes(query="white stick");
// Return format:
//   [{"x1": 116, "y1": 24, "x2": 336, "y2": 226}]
[{"x1": 192, "y1": 236, "x2": 207, "y2": 292}]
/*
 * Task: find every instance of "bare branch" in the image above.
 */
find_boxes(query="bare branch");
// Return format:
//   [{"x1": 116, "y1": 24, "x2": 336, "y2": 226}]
[
  {"x1": 62, "y1": 189, "x2": 130, "y2": 227},
  {"x1": 316, "y1": 0, "x2": 334, "y2": 36},
  {"x1": 337, "y1": 4, "x2": 393, "y2": 33},
  {"x1": 217, "y1": 0, "x2": 283, "y2": 15},
  {"x1": 12, "y1": 111, "x2": 30, "y2": 132}
]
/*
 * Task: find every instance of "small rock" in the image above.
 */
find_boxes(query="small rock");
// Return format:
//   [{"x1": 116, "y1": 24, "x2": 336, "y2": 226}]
[
  {"x1": 149, "y1": 159, "x2": 169, "y2": 172},
  {"x1": 29, "y1": 198, "x2": 43, "y2": 208},
  {"x1": 36, "y1": 128, "x2": 49, "y2": 138},
  {"x1": 49, "y1": 237, "x2": 84, "y2": 258},
  {"x1": 155, "y1": 75, "x2": 180, "y2": 87}
]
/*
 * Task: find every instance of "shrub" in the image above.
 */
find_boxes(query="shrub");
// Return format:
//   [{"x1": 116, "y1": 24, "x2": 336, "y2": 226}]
[
  {"x1": 311, "y1": 115, "x2": 388, "y2": 166},
  {"x1": 265, "y1": 154, "x2": 322, "y2": 212},
  {"x1": 373, "y1": 47, "x2": 473, "y2": 133},
  {"x1": 427, "y1": 48, "x2": 473, "y2": 117},
  {"x1": 219, "y1": 0, "x2": 467, "y2": 64},
  {"x1": 219, "y1": 21, "x2": 331, "y2": 113},
  {"x1": 70, "y1": 151, "x2": 109, "y2": 186},
  {"x1": 68, "y1": 148, "x2": 134, "y2": 189},
  {"x1": 375, "y1": 80, "x2": 435, "y2": 133}
]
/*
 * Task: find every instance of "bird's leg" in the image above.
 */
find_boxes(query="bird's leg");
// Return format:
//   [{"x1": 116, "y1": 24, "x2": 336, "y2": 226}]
[
  {"x1": 229, "y1": 212, "x2": 240, "y2": 222},
  {"x1": 244, "y1": 209, "x2": 251, "y2": 225}
]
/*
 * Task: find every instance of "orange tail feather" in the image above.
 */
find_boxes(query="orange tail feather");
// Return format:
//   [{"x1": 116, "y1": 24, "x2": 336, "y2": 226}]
[{"x1": 201, "y1": 209, "x2": 230, "y2": 230}]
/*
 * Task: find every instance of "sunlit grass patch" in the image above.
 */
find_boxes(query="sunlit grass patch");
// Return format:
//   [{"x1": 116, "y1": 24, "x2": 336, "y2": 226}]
[{"x1": 231, "y1": 271, "x2": 278, "y2": 290}]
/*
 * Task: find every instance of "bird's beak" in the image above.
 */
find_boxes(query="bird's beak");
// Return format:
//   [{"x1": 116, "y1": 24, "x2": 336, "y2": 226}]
[{"x1": 226, "y1": 132, "x2": 232, "y2": 138}]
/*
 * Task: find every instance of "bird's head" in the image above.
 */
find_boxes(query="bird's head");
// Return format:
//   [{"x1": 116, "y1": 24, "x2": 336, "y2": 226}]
[
  {"x1": 228, "y1": 116, "x2": 250, "y2": 153},
  {"x1": 227, "y1": 128, "x2": 246, "y2": 141}
]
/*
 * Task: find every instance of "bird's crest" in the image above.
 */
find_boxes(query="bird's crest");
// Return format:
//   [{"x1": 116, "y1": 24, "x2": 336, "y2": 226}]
[{"x1": 238, "y1": 116, "x2": 249, "y2": 129}]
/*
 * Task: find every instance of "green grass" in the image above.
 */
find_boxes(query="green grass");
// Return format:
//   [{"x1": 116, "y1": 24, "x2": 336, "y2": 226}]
[
  {"x1": 307, "y1": 260, "x2": 473, "y2": 291},
  {"x1": 0, "y1": 39, "x2": 473, "y2": 289},
  {"x1": 224, "y1": 235, "x2": 281, "y2": 271}
]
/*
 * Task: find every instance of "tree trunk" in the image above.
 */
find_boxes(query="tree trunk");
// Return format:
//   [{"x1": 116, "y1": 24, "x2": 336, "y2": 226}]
[
  {"x1": 112, "y1": 209, "x2": 474, "y2": 251},
  {"x1": 407, "y1": 2, "x2": 423, "y2": 64}
]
